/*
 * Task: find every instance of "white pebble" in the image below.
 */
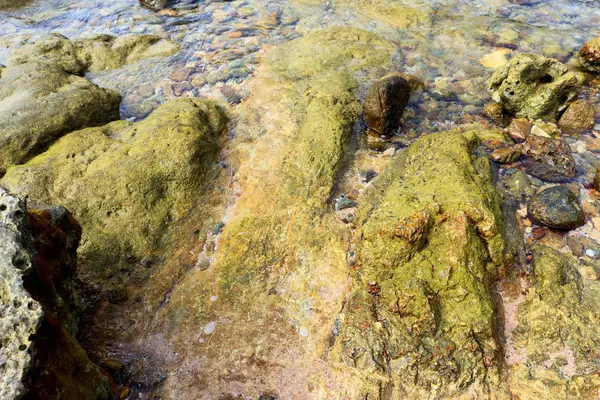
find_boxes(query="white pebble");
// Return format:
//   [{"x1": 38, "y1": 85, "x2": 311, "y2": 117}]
[
  {"x1": 203, "y1": 321, "x2": 217, "y2": 335},
  {"x1": 299, "y1": 327, "x2": 309, "y2": 337},
  {"x1": 586, "y1": 249, "x2": 596, "y2": 257}
]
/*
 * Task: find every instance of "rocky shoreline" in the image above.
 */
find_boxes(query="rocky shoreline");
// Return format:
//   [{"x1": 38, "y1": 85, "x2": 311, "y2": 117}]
[{"x1": 2, "y1": 1, "x2": 600, "y2": 399}]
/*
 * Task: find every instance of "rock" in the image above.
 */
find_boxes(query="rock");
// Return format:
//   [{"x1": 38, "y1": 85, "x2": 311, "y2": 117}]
[
  {"x1": 334, "y1": 194, "x2": 357, "y2": 210},
  {"x1": 332, "y1": 130, "x2": 507, "y2": 398},
  {"x1": 0, "y1": 188, "x2": 110, "y2": 399},
  {"x1": 499, "y1": 170, "x2": 535, "y2": 202},
  {"x1": 0, "y1": 62, "x2": 121, "y2": 174},
  {"x1": 507, "y1": 118, "x2": 532, "y2": 142},
  {"x1": 488, "y1": 53, "x2": 584, "y2": 121},
  {"x1": 8, "y1": 33, "x2": 180, "y2": 75},
  {"x1": 558, "y1": 99, "x2": 596, "y2": 133},
  {"x1": 1, "y1": 99, "x2": 228, "y2": 294},
  {"x1": 509, "y1": 245, "x2": 600, "y2": 398},
  {"x1": 594, "y1": 166, "x2": 600, "y2": 191},
  {"x1": 490, "y1": 146, "x2": 522, "y2": 163},
  {"x1": 151, "y1": 27, "x2": 398, "y2": 398},
  {"x1": 521, "y1": 135, "x2": 576, "y2": 182},
  {"x1": 578, "y1": 36, "x2": 600, "y2": 73},
  {"x1": 484, "y1": 102, "x2": 509, "y2": 125},
  {"x1": 139, "y1": 0, "x2": 168, "y2": 10},
  {"x1": 358, "y1": 169, "x2": 377, "y2": 183},
  {"x1": 364, "y1": 72, "x2": 422, "y2": 137},
  {"x1": 529, "y1": 186, "x2": 585, "y2": 229},
  {"x1": 532, "y1": 120, "x2": 561, "y2": 138}
]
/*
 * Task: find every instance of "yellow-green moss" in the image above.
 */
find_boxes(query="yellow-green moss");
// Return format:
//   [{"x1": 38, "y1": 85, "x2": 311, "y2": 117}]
[
  {"x1": 509, "y1": 245, "x2": 600, "y2": 398},
  {"x1": 8, "y1": 33, "x2": 181, "y2": 75},
  {"x1": 1, "y1": 99, "x2": 227, "y2": 293},
  {"x1": 331, "y1": 131, "x2": 508, "y2": 398}
]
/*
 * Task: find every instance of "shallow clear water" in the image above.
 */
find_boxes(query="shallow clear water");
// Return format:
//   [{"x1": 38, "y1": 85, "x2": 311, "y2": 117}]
[{"x1": 2, "y1": 0, "x2": 600, "y2": 123}]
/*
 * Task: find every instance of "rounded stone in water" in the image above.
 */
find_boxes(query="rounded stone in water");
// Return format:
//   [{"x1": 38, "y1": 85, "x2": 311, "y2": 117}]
[{"x1": 529, "y1": 186, "x2": 585, "y2": 230}]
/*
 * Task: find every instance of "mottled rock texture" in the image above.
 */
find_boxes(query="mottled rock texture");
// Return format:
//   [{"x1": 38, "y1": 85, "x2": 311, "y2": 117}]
[
  {"x1": 0, "y1": 189, "x2": 41, "y2": 399},
  {"x1": 2, "y1": 99, "x2": 228, "y2": 297},
  {"x1": 8, "y1": 33, "x2": 180, "y2": 75},
  {"x1": 364, "y1": 72, "x2": 422, "y2": 137},
  {"x1": 0, "y1": 188, "x2": 110, "y2": 400},
  {"x1": 0, "y1": 62, "x2": 121, "y2": 174},
  {"x1": 509, "y1": 245, "x2": 600, "y2": 398},
  {"x1": 488, "y1": 53, "x2": 583, "y2": 121},
  {"x1": 529, "y1": 186, "x2": 585, "y2": 229},
  {"x1": 331, "y1": 131, "x2": 508, "y2": 398},
  {"x1": 578, "y1": 36, "x2": 600, "y2": 73},
  {"x1": 558, "y1": 99, "x2": 596, "y2": 133}
]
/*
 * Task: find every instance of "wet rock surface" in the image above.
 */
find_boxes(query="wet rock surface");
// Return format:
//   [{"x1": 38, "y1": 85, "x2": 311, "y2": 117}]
[
  {"x1": 0, "y1": 188, "x2": 109, "y2": 400},
  {"x1": 529, "y1": 186, "x2": 585, "y2": 229},
  {"x1": 558, "y1": 99, "x2": 596, "y2": 134},
  {"x1": 488, "y1": 53, "x2": 583, "y2": 121},
  {"x1": 364, "y1": 72, "x2": 422, "y2": 138},
  {"x1": 1, "y1": 99, "x2": 228, "y2": 296},
  {"x1": 8, "y1": 33, "x2": 180, "y2": 75},
  {"x1": 578, "y1": 36, "x2": 600, "y2": 74},
  {"x1": 0, "y1": 62, "x2": 121, "y2": 174}
]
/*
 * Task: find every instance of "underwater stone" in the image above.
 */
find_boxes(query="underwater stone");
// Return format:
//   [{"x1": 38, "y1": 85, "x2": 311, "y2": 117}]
[
  {"x1": 364, "y1": 72, "x2": 422, "y2": 137},
  {"x1": 529, "y1": 186, "x2": 585, "y2": 229},
  {"x1": 8, "y1": 33, "x2": 180, "y2": 75},
  {"x1": 521, "y1": 135, "x2": 576, "y2": 182},
  {"x1": 558, "y1": 99, "x2": 596, "y2": 133},
  {"x1": 488, "y1": 53, "x2": 584, "y2": 121}
]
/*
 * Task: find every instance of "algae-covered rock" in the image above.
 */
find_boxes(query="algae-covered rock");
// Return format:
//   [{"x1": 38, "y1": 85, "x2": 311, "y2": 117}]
[
  {"x1": 150, "y1": 27, "x2": 398, "y2": 399},
  {"x1": 508, "y1": 245, "x2": 600, "y2": 398},
  {"x1": 357, "y1": 0, "x2": 431, "y2": 29},
  {"x1": 488, "y1": 53, "x2": 584, "y2": 121},
  {"x1": 1, "y1": 99, "x2": 228, "y2": 295},
  {"x1": 529, "y1": 186, "x2": 585, "y2": 229},
  {"x1": 331, "y1": 131, "x2": 508, "y2": 398},
  {"x1": 0, "y1": 62, "x2": 121, "y2": 174},
  {"x1": 8, "y1": 33, "x2": 180, "y2": 75},
  {"x1": 0, "y1": 188, "x2": 110, "y2": 400}
]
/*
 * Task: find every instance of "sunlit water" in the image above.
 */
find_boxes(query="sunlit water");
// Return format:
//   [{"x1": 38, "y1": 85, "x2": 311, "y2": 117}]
[{"x1": 2, "y1": 0, "x2": 600, "y2": 125}]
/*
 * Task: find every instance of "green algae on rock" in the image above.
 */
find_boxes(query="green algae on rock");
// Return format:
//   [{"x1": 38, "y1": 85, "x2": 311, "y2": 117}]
[
  {"x1": 488, "y1": 53, "x2": 584, "y2": 121},
  {"x1": 0, "y1": 62, "x2": 121, "y2": 175},
  {"x1": 331, "y1": 130, "x2": 508, "y2": 398},
  {"x1": 149, "y1": 27, "x2": 399, "y2": 399},
  {"x1": 1, "y1": 99, "x2": 228, "y2": 296},
  {"x1": 509, "y1": 245, "x2": 600, "y2": 399},
  {"x1": 8, "y1": 33, "x2": 181, "y2": 75}
]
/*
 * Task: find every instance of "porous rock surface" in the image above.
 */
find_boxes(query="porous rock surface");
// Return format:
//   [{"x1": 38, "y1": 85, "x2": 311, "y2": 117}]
[
  {"x1": 0, "y1": 62, "x2": 121, "y2": 174},
  {"x1": 488, "y1": 53, "x2": 583, "y2": 120},
  {"x1": 331, "y1": 130, "x2": 508, "y2": 398},
  {"x1": 2, "y1": 99, "x2": 228, "y2": 298},
  {"x1": 0, "y1": 188, "x2": 110, "y2": 400}
]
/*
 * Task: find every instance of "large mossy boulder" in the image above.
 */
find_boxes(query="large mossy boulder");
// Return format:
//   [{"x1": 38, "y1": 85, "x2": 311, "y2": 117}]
[
  {"x1": 0, "y1": 62, "x2": 121, "y2": 174},
  {"x1": 8, "y1": 33, "x2": 181, "y2": 76},
  {"x1": 508, "y1": 245, "x2": 600, "y2": 398},
  {"x1": 0, "y1": 188, "x2": 110, "y2": 400},
  {"x1": 1, "y1": 99, "x2": 228, "y2": 296},
  {"x1": 488, "y1": 53, "x2": 584, "y2": 121},
  {"x1": 331, "y1": 131, "x2": 508, "y2": 398}
]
